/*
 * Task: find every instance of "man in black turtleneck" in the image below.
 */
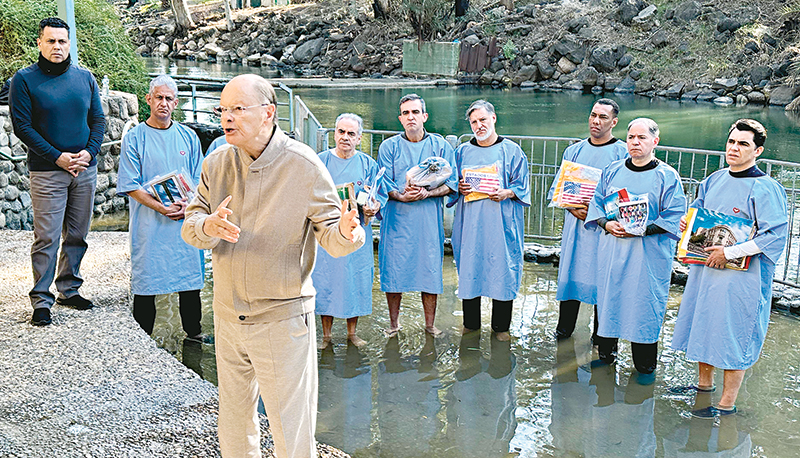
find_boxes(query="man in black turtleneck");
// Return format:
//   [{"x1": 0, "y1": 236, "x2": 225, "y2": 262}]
[{"x1": 9, "y1": 17, "x2": 106, "y2": 326}]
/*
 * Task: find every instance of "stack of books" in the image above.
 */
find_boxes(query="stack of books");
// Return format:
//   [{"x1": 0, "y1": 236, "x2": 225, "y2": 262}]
[{"x1": 677, "y1": 207, "x2": 756, "y2": 271}]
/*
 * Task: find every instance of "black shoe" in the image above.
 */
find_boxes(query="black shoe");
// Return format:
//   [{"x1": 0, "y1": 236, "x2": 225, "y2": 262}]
[
  {"x1": 31, "y1": 308, "x2": 52, "y2": 326},
  {"x1": 56, "y1": 295, "x2": 94, "y2": 310},
  {"x1": 554, "y1": 328, "x2": 572, "y2": 340}
]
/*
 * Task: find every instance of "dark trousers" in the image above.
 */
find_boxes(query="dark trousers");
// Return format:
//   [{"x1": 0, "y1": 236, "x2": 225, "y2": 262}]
[
  {"x1": 462, "y1": 297, "x2": 513, "y2": 332},
  {"x1": 133, "y1": 290, "x2": 202, "y2": 337},
  {"x1": 556, "y1": 300, "x2": 599, "y2": 340},
  {"x1": 595, "y1": 336, "x2": 659, "y2": 374}
]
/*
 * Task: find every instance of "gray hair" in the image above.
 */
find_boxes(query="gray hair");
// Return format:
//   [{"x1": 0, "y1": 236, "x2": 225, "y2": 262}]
[
  {"x1": 149, "y1": 75, "x2": 178, "y2": 96},
  {"x1": 465, "y1": 99, "x2": 495, "y2": 120},
  {"x1": 335, "y1": 113, "x2": 363, "y2": 136},
  {"x1": 399, "y1": 93, "x2": 426, "y2": 114},
  {"x1": 628, "y1": 117, "x2": 659, "y2": 138}
]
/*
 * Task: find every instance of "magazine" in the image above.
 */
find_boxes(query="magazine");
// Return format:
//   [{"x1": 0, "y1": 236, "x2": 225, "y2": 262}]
[
  {"x1": 336, "y1": 182, "x2": 357, "y2": 213},
  {"x1": 677, "y1": 207, "x2": 756, "y2": 271},
  {"x1": 549, "y1": 160, "x2": 602, "y2": 209},
  {"x1": 617, "y1": 197, "x2": 648, "y2": 236},
  {"x1": 463, "y1": 163, "x2": 501, "y2": 202},
  {"x1": 143, "y1": 171, "x2": 195, "y2": 207},
  {"x1": 601, "y1": 188, "x2": 630, "y2": 220}
]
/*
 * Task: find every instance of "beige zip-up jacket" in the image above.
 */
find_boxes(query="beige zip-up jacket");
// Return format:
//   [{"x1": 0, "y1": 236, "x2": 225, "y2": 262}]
[{"x1": 182, "y1": 127, "x2": 365, "y2": 324}]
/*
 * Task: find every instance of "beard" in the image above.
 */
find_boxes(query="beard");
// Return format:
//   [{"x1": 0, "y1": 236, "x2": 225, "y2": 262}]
[{"x1": 475, "y1": 129, "x2": 493, "y2": 142}]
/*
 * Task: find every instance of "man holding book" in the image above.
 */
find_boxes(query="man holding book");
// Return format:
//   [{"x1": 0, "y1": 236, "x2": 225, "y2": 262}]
[
  {"x1": 377, "y1": 94, "x2": 457, "y2": 336},
  {"x1": 118, "y1": 74, "x2": 206, "y2": 341},
  {"x1": 549, "y1": 99, "x2": 628, "y2": 341},
  {"x1": 450, "y1": 100, "x2": 530, "y2": 340},
  {"x1": 671, "y1": 119, "x2": 788, "y2": 418},
  {"x1": 312, "y1": 113, "x2": 387, "y2": 348},
  {"x1": 585, "y1": 118, "x2": 686, "y2": 383}
]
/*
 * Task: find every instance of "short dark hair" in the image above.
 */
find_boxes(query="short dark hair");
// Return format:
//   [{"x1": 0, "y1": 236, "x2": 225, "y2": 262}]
[
  {"x1": 594, "y1": 98, "x2": 619, "y2": 118},
  {"x1": 39, "y1": 17, "x2": 69, "y2": 37},
  {"x1": 399, "y1": 93, "x2": 426, "y2": 114},
  {"x1": 729, "y1": 119, "x2": 767, "y2": 148}
]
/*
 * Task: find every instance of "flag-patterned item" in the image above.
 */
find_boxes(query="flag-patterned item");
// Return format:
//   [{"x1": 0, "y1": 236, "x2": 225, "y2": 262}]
[
  {"x1": 550, "y1": 160, "x2": 602, "y2": 208},
  {"x1": 463, "y1": 163, "x2": 501, "y2": 202}
]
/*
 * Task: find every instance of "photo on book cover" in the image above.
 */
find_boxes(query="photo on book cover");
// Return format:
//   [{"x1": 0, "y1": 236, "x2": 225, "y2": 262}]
[
  {"x1": 149, "y1": 175, "x2": 186, "y2": 206},
  {"x1": 678, "y1": 207, "x2": 756, "y2": 270},
  {"x1": 617, "y1": 198, "x2": 648, "y2": 236}
]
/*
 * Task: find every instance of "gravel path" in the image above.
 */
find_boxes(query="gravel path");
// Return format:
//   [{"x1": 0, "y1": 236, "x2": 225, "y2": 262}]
[{"x1": 0, "y1": 231, "x2": 348, "y2": 458}]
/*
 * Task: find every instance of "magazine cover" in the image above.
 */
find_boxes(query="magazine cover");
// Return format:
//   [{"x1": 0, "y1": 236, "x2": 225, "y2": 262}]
[
  {"x1": 602, "y1": 188, "x2": 630, "y2": 220},
  {"x1": 677, "y1": 207, "x2": 756, "y2": 271},
  {"x1": 549, "y1": 160, "x2": 602, "y2": 209},
  {"x1": 144, "y1": 171, "x2": 192, "y2": 207},
  {"x1": 617, "y1": 197, "x2": 648, "y2": 236},
  {"x1": 463, "y1": 163, "x2": 501, "y2": 202},
  {"x1": 336, "y1": 182, "x2": 357, "y2": 213}
]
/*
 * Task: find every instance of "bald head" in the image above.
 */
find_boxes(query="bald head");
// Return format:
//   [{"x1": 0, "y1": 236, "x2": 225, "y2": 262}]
[{"x1": 219, "y1": 74, "x2": 279, "y2": 158}]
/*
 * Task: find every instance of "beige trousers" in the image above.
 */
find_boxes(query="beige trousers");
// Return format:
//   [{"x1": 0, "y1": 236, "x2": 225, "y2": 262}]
[{"x1": 215, "y1": 312, "x2": 318, "y2": 458}]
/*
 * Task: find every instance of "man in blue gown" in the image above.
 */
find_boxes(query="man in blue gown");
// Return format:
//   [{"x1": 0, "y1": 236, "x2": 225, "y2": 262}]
[
  {"x1": 378, "y1": 94, "x2": 457, "y2": 336},
  {"x1": 585, "y1": 118, "x2": 687, "y2": 384},
  {"x1": 549, "y1": 99, "x2": 628, "y2": 341},
  {"x1": 118, "y1": 75, "x2": 206, "y2": 341},
  {"x1": 671, "y1": 119, "x2": 788, "y2": 418},
  {"x1": 312, "y1": 113, "x2": 387, "y2": 348},
  {"x1": 451, "y1": 100, "x2": 530, "y2": 341}
]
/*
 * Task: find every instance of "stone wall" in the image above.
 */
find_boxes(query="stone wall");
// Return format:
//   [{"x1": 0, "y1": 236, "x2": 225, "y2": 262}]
[{"x1": 0, "y1": 92, "x2": 138, "y2": 230}]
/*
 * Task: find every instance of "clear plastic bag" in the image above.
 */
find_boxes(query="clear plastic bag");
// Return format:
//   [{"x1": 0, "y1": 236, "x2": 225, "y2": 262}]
[{"x1": 406, "y1": 157, "x2": 453, "y2": 189}]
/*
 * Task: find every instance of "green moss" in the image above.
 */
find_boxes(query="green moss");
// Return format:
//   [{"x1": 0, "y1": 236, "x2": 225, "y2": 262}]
[{"x1": 0, "y1": 0, "x2": 150, "y2": 119}]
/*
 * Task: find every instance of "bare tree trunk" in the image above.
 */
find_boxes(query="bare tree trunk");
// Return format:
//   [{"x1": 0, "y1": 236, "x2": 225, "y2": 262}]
[
  {"x1": 223, "y1": 0, "x2": 235, "y2": 30},
  {"x1": 171, "y1": 0, "x2": 196, "y2": 35},
  {"x1": 373, "y1": 0, "x2": 390, "y2": 19},
  {"x1": 499, "y1": 0, "x2": 513, "y2": 11}
]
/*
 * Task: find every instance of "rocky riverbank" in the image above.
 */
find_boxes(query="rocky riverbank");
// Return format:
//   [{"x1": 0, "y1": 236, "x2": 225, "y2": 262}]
[
  {"x1": 0, "y1": 230, "x2": 347, "y2": 457},
  {"x1": 122, "y1": 0, "x2": 800, "y2": 107}
]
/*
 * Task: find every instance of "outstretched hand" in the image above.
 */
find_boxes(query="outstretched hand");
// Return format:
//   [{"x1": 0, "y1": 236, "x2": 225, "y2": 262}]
[
  {"x1": 203, "y1": 195, "x2": 240, "y2": 243},
  {"x1": 339, "y1": 200, "x2": 360, "y2": 241}
]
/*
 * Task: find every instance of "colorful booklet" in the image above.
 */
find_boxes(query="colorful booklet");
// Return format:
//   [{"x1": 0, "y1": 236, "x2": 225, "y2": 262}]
[
  {"x1": 617, "y1": 197, "x2": 648, "y2": 236},
  {"x1": 677, "y1": 207, "x2": 756, "y2": 271},
  {"x1": 601, "y1": 188, "x2": 630, "y2": 220},
  {"x1": 143, "y1": 171, "x2": 195, "y2": 207},
  {"x1": 549, "y1": 160, "x2": 601, "y2": 208},
  {"x1": 463, "y1": 163, "x2": 501, "y2": 202}
]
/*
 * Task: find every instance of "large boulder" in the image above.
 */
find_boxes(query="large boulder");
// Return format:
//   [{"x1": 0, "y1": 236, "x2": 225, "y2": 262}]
[
  {"x1": 590, "y1": 45, "x2": 626, "y2": 73},
  {"x1": 536, "y1": 59, "x2": 555, "y2": 79},
  {"x1": 633, "y1": 5, "x2": 658, "y2": 29},
  {"x1": 556, "y1": 56, "x2": 577, "y2": 74},
  {"x1": 673, "y1": 0, "x2": 701, "y2": 23},
  {"x1": 749, "y1": 66, "x2": 772, "y2": 85},
  {"x1": 618, "y1": 0, "x2": 646, "y2": 25},
  {"x1": 769, "y1": 85, "x2": 800, "y2": 106},
  {"x1": 717, "y1": 17, "x2": 741, "y2": 33},
  {"x1": 614, "y1": 76, "x2": 636, "y2": 93},
  {"x1": 712, "y1": 78, "x2": 738, "y2": 92},
  {"x1": 293, "y1": 38, "x2": 326, "y2": 64},
  {"x1": 553, "y1": 38, "x2": 587, "y2": 65},
  {"x1": 512, "y1": 65, "x2": 539, "y2": 85},
  {"x1": 566, "y1": 16, "x2": 590, "y2": 33},
  {"x1": 664, "y1": 82, "x2": 685, "y2": 98},
  {"x1": 575, "y1": 67, "x2": 599, "y2": 87}
]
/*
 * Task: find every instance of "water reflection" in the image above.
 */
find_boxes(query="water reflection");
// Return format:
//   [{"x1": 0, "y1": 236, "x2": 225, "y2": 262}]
[{"x1": 145, "y1": 256, "x2": 799, "y2": 457}]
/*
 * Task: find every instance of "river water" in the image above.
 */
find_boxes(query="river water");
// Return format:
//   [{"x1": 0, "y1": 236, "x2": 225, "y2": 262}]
[{"x1": 142, "y1": 58, "x2": 800, "y2": 457}]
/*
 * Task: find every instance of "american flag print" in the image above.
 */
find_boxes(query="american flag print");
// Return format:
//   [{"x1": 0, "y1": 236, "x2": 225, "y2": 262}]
[
  {"x1": 465, "y1": 171, "x2": 500, "y2": 193},
  {"x1": 560, "y1": 180, "x2": 596, "y2": 206}
]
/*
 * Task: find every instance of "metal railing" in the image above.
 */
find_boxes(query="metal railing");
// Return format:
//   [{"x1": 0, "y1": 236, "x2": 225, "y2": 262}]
[
  {"x1": 152, "y1": 74, "x2": 295, "y2": 133},
  {"x1": 755, "y1": 158, "x2": 800, "y2": 285}
]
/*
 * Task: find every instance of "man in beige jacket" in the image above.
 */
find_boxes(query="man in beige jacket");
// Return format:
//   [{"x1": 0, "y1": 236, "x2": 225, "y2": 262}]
[{"x1": 182, "y1": 74, "x2": 365, "y2": 458}]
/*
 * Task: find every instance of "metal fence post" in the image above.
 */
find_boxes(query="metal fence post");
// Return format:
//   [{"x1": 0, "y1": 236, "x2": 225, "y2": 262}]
[{"x1": 316, "y1": 128, "x2": 328, "y2": 153}]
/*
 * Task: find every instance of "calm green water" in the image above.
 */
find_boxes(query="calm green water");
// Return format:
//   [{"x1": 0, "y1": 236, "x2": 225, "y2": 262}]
[
  {"x1": 146, "y1": 58, "x2": 800, "y2": 163},
  {"x1": 143, "y1": 58, "x2": 800, "y2": 457}
]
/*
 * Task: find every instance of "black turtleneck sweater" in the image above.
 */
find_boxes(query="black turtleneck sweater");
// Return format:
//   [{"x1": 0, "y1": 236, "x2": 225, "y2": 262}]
[{"x1": 9, "y1": 54, "x2": 105, "y2": 171}]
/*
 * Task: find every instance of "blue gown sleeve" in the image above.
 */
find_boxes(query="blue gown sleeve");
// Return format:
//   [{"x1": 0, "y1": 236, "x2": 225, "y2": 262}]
[
  {"x1": 377, "y1": 140, "x2": 400, "y2": 194},
  {"x1": 507, "y1": 144, "x2": 531, "y2": 207},
  {"x1": 190, "y1": 132, "x2": 203, "y2": 185},
  {"x1": 750, "y1": 179, "x2": 789, "y2": 264},
  {"x1": 689, "y1": 175, "x2": 707, "y2": 210},
  {"x1": 652, "y1": 168, "x2": 687, "y2": 240},
  {"x1": 117, "y1": 129, "x2": 144, "y2": 195},
  {"x1": 584, "y1": 165, "x2": 610, "y2": 230}
]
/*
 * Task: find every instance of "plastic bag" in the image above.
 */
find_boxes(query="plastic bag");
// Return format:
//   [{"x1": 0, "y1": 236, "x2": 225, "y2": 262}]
[{"x1": 406, "y1": 157, "x2": 453, "y2": 190}]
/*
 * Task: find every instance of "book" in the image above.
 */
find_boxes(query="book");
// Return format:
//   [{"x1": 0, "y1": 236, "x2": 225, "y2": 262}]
[
  {"x1": 617, "y1": 197, "x2": 648, "y2": 236},
  {"x1": 677, "y1": 207, "x2": 756, "y2": 271},
  {"x1": 463, "y1": 163, "x2": 501, "y2": 202},
  {"x1": 336, "y1": 182, "x2": 357, "y2": 213},
  {"x1": 601, "y1": 188, "x2": 630, "y2": 220},
  {"x1": 143, "y1": 171, "x2": 195, "y2": 207},
  {"x1": 550, "y1": 160, "x2": 602, "y2": 209}
]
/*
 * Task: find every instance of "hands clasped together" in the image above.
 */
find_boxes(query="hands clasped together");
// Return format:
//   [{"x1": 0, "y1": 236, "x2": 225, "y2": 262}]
[{"x1": 56, "y1": 150, "x2": 92, "y2": 177}]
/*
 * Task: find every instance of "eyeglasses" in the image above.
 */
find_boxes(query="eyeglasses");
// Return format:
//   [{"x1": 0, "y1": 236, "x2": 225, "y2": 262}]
[{"x1": 213, "y1": 103, "x2": 272, "y2": 116}]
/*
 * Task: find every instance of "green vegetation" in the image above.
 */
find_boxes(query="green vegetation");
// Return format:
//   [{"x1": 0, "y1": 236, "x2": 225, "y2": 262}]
[
  {"x1": 0, "y1": 0, "x2": 149, "y2": 119},
  {"x1": 502, "y1": 40, "x2": 517, "y2": 60}
]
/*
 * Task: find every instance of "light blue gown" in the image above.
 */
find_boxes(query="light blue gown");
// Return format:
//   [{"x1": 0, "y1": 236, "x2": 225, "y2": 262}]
[
  {"x1": 311, "y1": 149, "x2": 388, "y2": 318},
  {"x1": 585, "y1": 159, "x2": 687, "y2": 343},
  {"x1": 117, "y1": 122, "x2": 205, "y2": 295},
  {"x1": 206, "y1": 135, "x2": 227, "y2": 156},
  {"x1": 377, "y1": 133, "x2": 457, "y2": 294},
  {"x1": 548, "y1": 138, "x2": 628, "y2": 303},
  {"x1": 451, "y1": 138, "x2": 531, "y2": 301},
  {"x1": 671, "y1": 169, "x2": 788, "y2": 369}
]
